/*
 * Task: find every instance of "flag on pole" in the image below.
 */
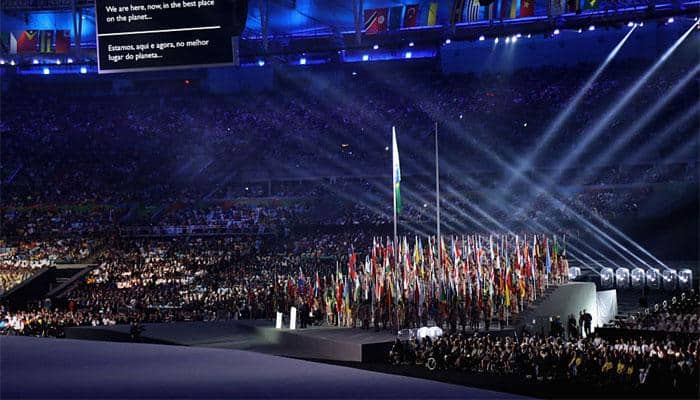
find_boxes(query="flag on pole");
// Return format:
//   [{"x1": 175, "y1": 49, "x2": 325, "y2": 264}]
[{"x1": 392, "y1": 127, "x2": 402, "y2": 214}]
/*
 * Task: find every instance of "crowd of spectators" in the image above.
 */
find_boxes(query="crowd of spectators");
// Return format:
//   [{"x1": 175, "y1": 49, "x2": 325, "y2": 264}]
[
  {"x1": 614, "y1": 290, "x2": 700, "y2": 333},
  {"x1": 389, "y1": 333, "x2": 699, "y2": 396}
]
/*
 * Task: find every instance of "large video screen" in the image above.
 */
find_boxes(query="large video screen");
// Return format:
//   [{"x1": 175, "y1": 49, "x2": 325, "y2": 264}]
[{"x1": 95, "y1": 0, "x2": 240, "y2": 73}]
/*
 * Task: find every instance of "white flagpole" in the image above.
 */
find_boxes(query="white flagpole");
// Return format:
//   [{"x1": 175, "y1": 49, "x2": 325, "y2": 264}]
[
  {"x1": 392, "y1": 127, "x2": 398, "y2": 254},
  {"x1": 435, "y1": 122, "x2": 441, "y2": 243}
]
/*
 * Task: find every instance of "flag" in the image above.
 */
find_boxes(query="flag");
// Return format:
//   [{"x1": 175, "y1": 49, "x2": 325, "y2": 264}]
[
  {"x1": 427, "y1": 2, "x2": 438, "y2": 26},
  {"x1": 510, "y1": 0, "x2": 519, "y2": 18},
  {"x1": 16, "y1": 30, "x2": 38, "y2": 53},
  {"x1": 40, "y1": 30, "x2": 53, "y2": 53},
  {"x1": 55, "y1": 30, "x2": 70, "y2": 54},
  {"x1": 389, "y1": 6, "x2": 404, "y2": 30},
  {"x1": 392, "y1": 127, "x2": 402, "y2": 214},
  {"x1": 451, "y1": 0, "x2": 466, "y2": 24},
  {"x1": 404, "y1": 4, "x2": 419, "y2": 27},
  {"x1": 464, "y1": 0, "x2": 483, "y2": 22},
  {"x1": 364, "y1": 8, "x2": 388, "y2": 34},
  {"x1": 545, "y1": 238, "x2": 552, "y2": 275},
  {"x1": 0, "y1": 32, "x2": 16, "y2": 54},
  {"x1": 520, "y1": 0, "x2": 535, "y2": 16},
  {"x1": 551, "y1": 0, "x2": 565, "y2": 16},
  {"x1": 583, "y1": 0, "x2": 598, "y2": 9}
]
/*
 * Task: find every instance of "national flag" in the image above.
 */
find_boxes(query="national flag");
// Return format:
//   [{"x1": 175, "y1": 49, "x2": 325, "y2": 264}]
[
  {"x1": 392, "y1": 127, "x2": 402, "y2": 214},
  {"x1": 451, "y1": 0, "x2": 466, "y2": 24},
  {"x1": 551, "y1": 0, "x2": 565, "y2": 16},
  {"x1": 16, "y1": 30, "x2": 38, "y2": 53},
  {"x1": 40, "y1": 30, "x2": 53, "y2": 53},
  {"x1": 545, "y1": 238, "x2": 552, "y2": 275},
  {"x1": 510, "y1": 0, "x2": 519, "y2": 18},
  {"x1": 464, "y1": 0, "x2": 484, "y2": 22},
  {"x1": 0, "y1": 32, "x2": 15, "y2": 54},
  {"x1": 520, "y1": 0, "x2": 535, "y2": 16},
  {"x1": 389, "y1": 6, "x2": 404, "y2": 30},
  {"x1": 583, "y1": 0, "x2": 598, "y2": 9},
  {"x1": 404, "y1": 4, "x2": 419, "y2": 27},
  {"x1": 55, "y1": 30, "x2": 71, "y2": 54},
  {"x1": 427, "y1": 2, "x2": 438, "y2": 26},
  {"x1": 364, "y1": 8, "x2": 388, "y2": 34}
]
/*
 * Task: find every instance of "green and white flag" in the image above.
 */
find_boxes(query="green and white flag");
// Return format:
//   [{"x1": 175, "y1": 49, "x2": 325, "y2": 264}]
[{"x1": 392, "y1": 127, "x2": 402, "y2": 214}]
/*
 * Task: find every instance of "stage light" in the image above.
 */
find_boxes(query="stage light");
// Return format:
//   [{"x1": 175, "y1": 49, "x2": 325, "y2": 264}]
[
  {"x1": 373, "y1": 44, "x2": 379, "y2": 50},
  {"x1": 527, "y1": 33, "x2": 531, "y2": 38},
  {"x1": 553, "y1": 29, "x2": 560, "y2": 35},
  {"x1": 495, "y1": 37, "x2": 499, "y2": 44},
  {"x1": 627, "y1": 21, "x2": 634, "y2": 27},
  {"x1": 56, "y1": 60, "x2": 61, "y2": 65},
  {"x1": 479, "y1": 35, "x2": 485, "y2": 41},
  {"x1": 404, "y1": 51, "x2": 412, "y2": 59},
  {"x1": 516, "y1": 33, "x2": 522, "y2": 38},
  {"x1": 667, "y1": 17, "x2": 674, "y2": 23},
  {"x1": 512, "y1": 35, "x2": 518, "y2": 43},
  {"x1": 43, "y1": 67, "x2": 50, "y2": 75},
  {"x1": 352, "y1": 71, "x2": 357, "y2": 76},
  {"x1": 459, "y1": 114, "x2": 463, "y2": 119},
  {"x1": 505, "y1": 36, "x2": 511, "y2": 43},
  {"x1": 408, "y1": 41, "x2": 414, "y2": 47},
  {"x1": 384, "y1": 146, "x2": 389, "y2": 151},
  {"x1": 445, "y1": 38, "x2": 451, "y2": 44},
  {"x1": 0, "y1": 60, "x2": 5, "y2": 65},
  {"x1": 80, "y1": 67, "x2": 87, "y2": 74},
  {"x1": 10, "y1": 60, "x2": 15, "y2": 66},
  {"x1": 588, "y1": 25, "x2": 595, "y2": 31},
  {"x1": 299, "y1": 58, "x2": 307, "y2": 65},
  {"x1": 639, "y1": 22, "x2": 643, "y2": 27},
  {"x1": 523, "y1": 122, "x2": 527, "y2": 127},
  {"x1": 362, "y1": 54, "x2": 369, "y2": 61},
  {"x1": 33, "y1": 59, "x2": 39, "y2": 64},
  {"x1": 257, "y1": 59, "x2": 265, "y2": 66},
  {"x1": 67, "y1": 58, "x2": 73, "y2": 64},
  {"x1": 578, "y1": 28, "x2": 582, "y2": 33}
]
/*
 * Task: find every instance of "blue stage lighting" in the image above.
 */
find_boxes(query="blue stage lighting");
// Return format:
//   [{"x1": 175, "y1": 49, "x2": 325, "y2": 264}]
[
  {"x1": 408, "y1": 41, "x2": 414, "y2": 47},
  {"x1": 257, "y1": 59, "x2": 265, "y2": 66},
  {"x1": 588, "y1": 25, "x2": 595, "y2": 31},
  {"x1": 80, "y1": 67, "x2": 87, "y2": 74},
  {"x1": 667, "y1": 17, "x2": 674, "y2": 23},
  {"x1": 479, "y1": 35, "x2": 485, "y2": 41},
  {"x1": 10, "y1": 60, "x2": 15, "y2": 66},
  {"x1": 362, "y1": 54, "x2": 369, "y2": 61},
  {"x1": 33, "y1": 59, "x2": 39, "y2": 64},
  {"x1": 299, "y1": 58, "x2": 307, "y2": 65},
  {"x1": 553, "y1": 29, "x2": 560, "y2": 35},
  {"x1": 372, "y1": 44, "x2": 379, "y2": 50},
  {"x1": 67, "y1": 58, "x2": 73, "y2": 64},
  {"x1": 445, "y1": 38, "x2": 451, "y2": 44},
  {"x1": 43, "y1": 67, "x2": 50, "y2": 75},
  {"x1": 404, "y1": 52, "x2": 412, "y2": 59}
]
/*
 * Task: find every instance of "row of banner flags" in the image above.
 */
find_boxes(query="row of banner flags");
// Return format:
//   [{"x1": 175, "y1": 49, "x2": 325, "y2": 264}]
[
  {"x1": 364, "y1": 0, "x2": 600, "y2": 32},
  {"x1": 1, "y1": 30, "x2": 71, "y2": 54},
  {"x1": 282, "y1": 234, "x2": 568, "y2": 326}
]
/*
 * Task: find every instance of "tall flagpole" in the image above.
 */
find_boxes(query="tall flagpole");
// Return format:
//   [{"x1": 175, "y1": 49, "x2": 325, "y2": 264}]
[
  {"x1": 435, "y1": 122, "x2": 441, "y2": 244},
  {"x1": 392, "y1": 127, "x2": 398, "y2": 255}
]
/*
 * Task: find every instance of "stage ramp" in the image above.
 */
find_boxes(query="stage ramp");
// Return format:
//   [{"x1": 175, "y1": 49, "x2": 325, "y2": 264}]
[{"x1": 65, "y1": 320, "x2": 396, "y2": 362}]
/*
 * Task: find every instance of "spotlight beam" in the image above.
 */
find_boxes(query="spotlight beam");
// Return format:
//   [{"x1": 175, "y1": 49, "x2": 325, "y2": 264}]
[
  {"x1": 546, "y1": 20, "x2": 699, "y2": 186},
  {"x1": 571, "y1": 64, "x2": 700, "y2": 186},
  {"x1": 502, "y1": 25, "x2": 638, "y2": 192}
]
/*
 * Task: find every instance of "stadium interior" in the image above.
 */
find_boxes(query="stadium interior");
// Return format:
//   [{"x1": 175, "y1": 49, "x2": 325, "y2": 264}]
[{"x1": 1, "y1": 0, "x2": 699, "y2": 398}]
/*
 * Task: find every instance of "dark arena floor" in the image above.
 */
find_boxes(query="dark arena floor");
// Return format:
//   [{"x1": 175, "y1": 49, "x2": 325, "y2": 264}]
[
  {"x1": 1, "y1": 1, "x2": 699, "y2": 399},
  {"x1": 0, "y1": 336, "x2": 528, "y2": 399}
]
